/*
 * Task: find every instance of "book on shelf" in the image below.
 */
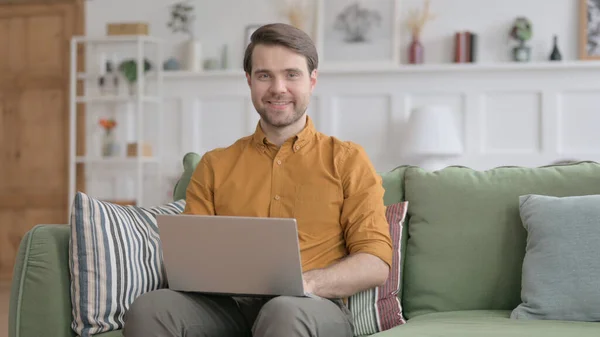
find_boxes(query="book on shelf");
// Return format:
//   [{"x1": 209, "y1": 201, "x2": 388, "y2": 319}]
[{"x1": 454, "y1": 31, "x2": 478, "y2": 63}]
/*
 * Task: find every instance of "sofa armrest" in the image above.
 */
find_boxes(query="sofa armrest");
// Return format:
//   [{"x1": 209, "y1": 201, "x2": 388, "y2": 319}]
[{"x1": 9, "y1": 224, "x2": 75, "y2": 337}]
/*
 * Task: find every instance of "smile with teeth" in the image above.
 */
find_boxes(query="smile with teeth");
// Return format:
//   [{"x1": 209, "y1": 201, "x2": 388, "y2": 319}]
[{"x1": 267, "y1": 100, "x2": 292, "y2": 109}]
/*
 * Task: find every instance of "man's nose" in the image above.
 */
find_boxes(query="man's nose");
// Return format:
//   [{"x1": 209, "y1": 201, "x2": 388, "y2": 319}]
[{"x1": 269, "y1": 79, "x2": 287, "y2": 94}]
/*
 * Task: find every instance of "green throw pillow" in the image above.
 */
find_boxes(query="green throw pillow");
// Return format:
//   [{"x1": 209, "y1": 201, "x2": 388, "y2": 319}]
[{"x1": 511, "y1": 194, "x2": 600, "y2": 322}]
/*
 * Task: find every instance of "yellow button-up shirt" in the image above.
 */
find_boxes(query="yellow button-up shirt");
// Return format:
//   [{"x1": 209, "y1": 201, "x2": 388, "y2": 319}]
[{"x1": 184, "y1": 116, "x2": 393, "y2": 272}]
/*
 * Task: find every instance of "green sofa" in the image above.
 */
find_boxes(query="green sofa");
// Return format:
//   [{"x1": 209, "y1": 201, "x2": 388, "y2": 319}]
[{"x1": 9, "y1": 158, "x2": 600, "y2": 337}]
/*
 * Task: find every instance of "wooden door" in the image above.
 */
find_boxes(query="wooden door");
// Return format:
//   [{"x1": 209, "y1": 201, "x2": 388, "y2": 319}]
[{"x1": 0, "y1": 0, "x2": 84, "y2": 281}]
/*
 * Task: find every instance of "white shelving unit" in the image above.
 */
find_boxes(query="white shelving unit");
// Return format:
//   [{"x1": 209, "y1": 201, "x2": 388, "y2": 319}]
[{"x1": 68, "y1": 35, "x2": 164, "y2": 211}]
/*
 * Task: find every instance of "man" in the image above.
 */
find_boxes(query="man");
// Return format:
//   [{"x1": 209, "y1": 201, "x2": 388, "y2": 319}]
[{"x1": 124, "y1": 23, "x2": 393, "y2": 337}]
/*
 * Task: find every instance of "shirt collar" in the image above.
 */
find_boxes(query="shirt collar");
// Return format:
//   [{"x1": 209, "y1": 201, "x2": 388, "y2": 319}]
[{"x1": 252, "y1": 114, "x2": 316, "y2": 148}]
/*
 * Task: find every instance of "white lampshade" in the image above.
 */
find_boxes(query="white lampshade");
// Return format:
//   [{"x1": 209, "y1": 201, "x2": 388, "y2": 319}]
[{"x1": 404, "y1": 105, "x2": 463, "y2": 155}]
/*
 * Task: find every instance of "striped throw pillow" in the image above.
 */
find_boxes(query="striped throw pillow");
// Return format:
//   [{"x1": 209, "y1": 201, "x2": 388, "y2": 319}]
[
  {"x1": 348, "y1": 201, "x2": 409, "y2": 336},
  {"x1": 69, "y1": 192, "x2": 186, "y2": 337}
]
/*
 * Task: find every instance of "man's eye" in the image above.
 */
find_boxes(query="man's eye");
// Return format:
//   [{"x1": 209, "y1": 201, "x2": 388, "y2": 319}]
[{"x1": 288, "y1": 73, "x2": 299, "y2": 78}]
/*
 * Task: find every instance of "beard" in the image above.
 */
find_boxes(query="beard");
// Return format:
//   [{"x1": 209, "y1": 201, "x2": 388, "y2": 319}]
[{"x1": 255, "y1": 96, "x2": 308, "y2": 128}]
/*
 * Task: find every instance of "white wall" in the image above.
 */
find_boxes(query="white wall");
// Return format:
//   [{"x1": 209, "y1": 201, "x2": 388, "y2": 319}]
[{"x1": 86, "y1": 0, "x2": 580, "y2": 67}]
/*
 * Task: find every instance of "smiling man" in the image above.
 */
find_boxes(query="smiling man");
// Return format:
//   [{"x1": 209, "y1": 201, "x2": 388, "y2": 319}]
[{"x1": 123, "y1": 23, "x2": 393, "y2": 337}]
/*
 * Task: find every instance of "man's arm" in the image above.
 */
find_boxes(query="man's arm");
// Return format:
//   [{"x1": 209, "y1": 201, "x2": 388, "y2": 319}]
[
  {"x1": 303, "y1": 253, "x2": 389, "y2": 298},
  {"x1": 304, "y1": 143, "x2": 393, "y2": 299},
  {"x1": 183, "y1": 154, "x2": 216, "y2": 215}
]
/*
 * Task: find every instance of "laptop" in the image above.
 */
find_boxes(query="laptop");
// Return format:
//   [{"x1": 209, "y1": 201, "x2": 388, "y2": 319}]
[{"x1": 156, "y1": 214, "x2": 308, "y2": 297}]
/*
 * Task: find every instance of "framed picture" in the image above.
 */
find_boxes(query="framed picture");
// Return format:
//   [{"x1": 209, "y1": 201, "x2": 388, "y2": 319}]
[
  {"x1": 245, "y1": 24, "x2": 263, "y2": 48},
  {"x1": 316, "y1": 0, "x2": 400, "y2": 66},
  {"x1": 579, "y1": 0, "x2": 600, "y2": 60}
]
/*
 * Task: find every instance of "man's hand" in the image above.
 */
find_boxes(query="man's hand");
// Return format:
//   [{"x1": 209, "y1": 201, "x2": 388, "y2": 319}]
[
  {"x1": 303, "y1": 274, "x2": 314, "y2": 294},
  {"x1": 301, "y1": 253, "x2": 389, "y2": 299}
]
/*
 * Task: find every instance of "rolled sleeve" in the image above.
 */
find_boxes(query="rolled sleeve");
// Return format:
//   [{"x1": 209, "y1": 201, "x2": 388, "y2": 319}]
[{"x1": 338, "y1": 143, "x2": 393, "y2": 268}]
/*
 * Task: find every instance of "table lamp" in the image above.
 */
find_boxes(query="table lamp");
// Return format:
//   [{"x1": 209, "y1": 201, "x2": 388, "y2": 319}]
[{"x1": 403, "y1": 105, "x2": 463, "y2": 171}]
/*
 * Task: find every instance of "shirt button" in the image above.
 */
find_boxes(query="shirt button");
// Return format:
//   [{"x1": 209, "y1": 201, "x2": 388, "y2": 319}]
[
  {"x1": 274, "y1": 195, "x2": 280, "y2": 200},
  {"x1": 294, "y1": 145, "x2": 300, "y2": 151},
  {"x1": 276, "y1": 160, "x2": 282, "y2": 165}
]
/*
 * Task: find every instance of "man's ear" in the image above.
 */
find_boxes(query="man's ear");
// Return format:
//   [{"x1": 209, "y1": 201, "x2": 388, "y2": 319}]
[
  {"x1": 246, "y1": 72, "x2": 251, "y2": 87},
  {"x1": 310, "y1": 69, "x2": 318, "y2": 90}
]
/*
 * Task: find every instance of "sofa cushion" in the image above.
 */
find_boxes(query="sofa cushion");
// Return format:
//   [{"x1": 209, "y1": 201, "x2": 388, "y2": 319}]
[
  {"x1": 379, "y1": 166, "x2": 410, "y2": 302},
  {"x1": 511, "y1": 194, "x2": 600, "y2": 321},
  {"x1": 69, "y1": 192, "x2": 186, "y2": 337},
  {"x1": 372, "y1": 310, "x2": 600, "y2": 337},
  {"x1": 401, "y1": 161, "x2": 600, "y2": 319},
  {"x1": 349, "y1": 201, "x2": 409, "y2": 335}
]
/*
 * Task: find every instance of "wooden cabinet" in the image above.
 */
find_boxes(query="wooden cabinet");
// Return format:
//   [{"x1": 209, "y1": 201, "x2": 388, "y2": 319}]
[{"x1": 0, "y1": 0, "x2": 84, "y2": 281}]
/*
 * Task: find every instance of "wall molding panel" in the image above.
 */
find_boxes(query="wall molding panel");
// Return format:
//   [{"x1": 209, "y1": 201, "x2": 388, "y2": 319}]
[{"x1": 85, "y1": 62, "x2": 600, "y2": 204}]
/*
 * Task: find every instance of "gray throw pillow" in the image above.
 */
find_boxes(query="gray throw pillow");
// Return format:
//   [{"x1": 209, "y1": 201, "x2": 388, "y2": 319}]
[{"x1": 511, "y1": 194, "x2": 600, "y2": 321}]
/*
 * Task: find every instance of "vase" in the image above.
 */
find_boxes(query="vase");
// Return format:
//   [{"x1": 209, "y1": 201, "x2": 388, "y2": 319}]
[
  {"x1": 512, "y1": 42, "x2": 531, "y2": 62},
  {"x1": 183, "y1": 38, "x2": 203, "y2": 72},
  {"x1": 409, "y1": 35, "x2": 424, "y2": 64},
  {"x1": 101, "y1": 130, "x2": 118, "y2": 157},
  {"x1": 549, "y1": 35, "x2": 562, "y2": 61}
]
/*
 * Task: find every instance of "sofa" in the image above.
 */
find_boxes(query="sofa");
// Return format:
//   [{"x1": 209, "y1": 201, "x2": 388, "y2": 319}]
[{"x1": 8, "y1": 156, "x2": 600, "y2": 337}]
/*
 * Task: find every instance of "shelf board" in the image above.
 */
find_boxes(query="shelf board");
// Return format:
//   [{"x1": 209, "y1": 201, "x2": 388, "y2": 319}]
[
  {"x1": 77, "y1": 72, "x2": 161, "y2": 80},
  {"x1": 75, "y1": 156, "x2": 159, "y2": 164},
  {"x1": 76, "y1": 95, "x2": 160, "y2": 103},
  {"x1": 161, "y1": 69, "x2": 245, "y2": 79},
  {"x1": 75, "y1": 61, "x2": 600, "y2": 84},
  {"x1": 317, "y1": 60, "x2": 600, "y2": 74},
  {"x1": 158, "y1": 60, "x2": 600, "y2": 79},
  {"x1": 72, "y1": 35, "x2": 162, "y2": 44}
]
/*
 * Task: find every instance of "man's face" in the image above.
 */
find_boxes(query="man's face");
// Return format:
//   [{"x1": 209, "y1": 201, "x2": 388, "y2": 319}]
[{"x1": 246, "y1": 44, "x2": 317, "y2": 128}]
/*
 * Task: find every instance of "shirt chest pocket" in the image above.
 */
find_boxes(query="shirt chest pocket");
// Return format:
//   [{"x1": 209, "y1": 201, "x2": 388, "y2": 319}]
[{"x1": 293, "y1": 184, "x2": 342, "y2": 237}]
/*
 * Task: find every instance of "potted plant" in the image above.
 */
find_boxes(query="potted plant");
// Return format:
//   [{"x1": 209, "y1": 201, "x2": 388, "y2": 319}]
[
  {"x1": 510, "y1": 17, "x2": 533, "y2": 62},
  {"x1": 118, "y1": 58, "x2": 152, "y2": 95},
  {"x1": 167, "y1": 0, "x2": 202, "y2": 71}
]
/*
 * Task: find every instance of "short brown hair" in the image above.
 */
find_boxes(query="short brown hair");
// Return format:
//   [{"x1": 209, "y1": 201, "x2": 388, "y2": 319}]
[{"x1": 243, "y1": 23, "x2": 318, "y2": 75}]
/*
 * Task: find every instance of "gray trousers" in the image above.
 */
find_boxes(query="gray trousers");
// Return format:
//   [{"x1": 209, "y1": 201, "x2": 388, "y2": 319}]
[{"x1": 123, "y1": 289, "x2": 354, "y2": 337}]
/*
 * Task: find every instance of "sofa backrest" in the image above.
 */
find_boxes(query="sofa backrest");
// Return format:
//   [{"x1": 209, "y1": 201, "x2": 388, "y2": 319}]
[
  {"x1": 380, "y1": 166, "x2": 410, "y2": 206},
  {"x1": 400, "y1": 161, "x2": 600, "y2": 320},
  {"x1": 173, "y1": 152, "x2": 202, "y2": 202}
]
